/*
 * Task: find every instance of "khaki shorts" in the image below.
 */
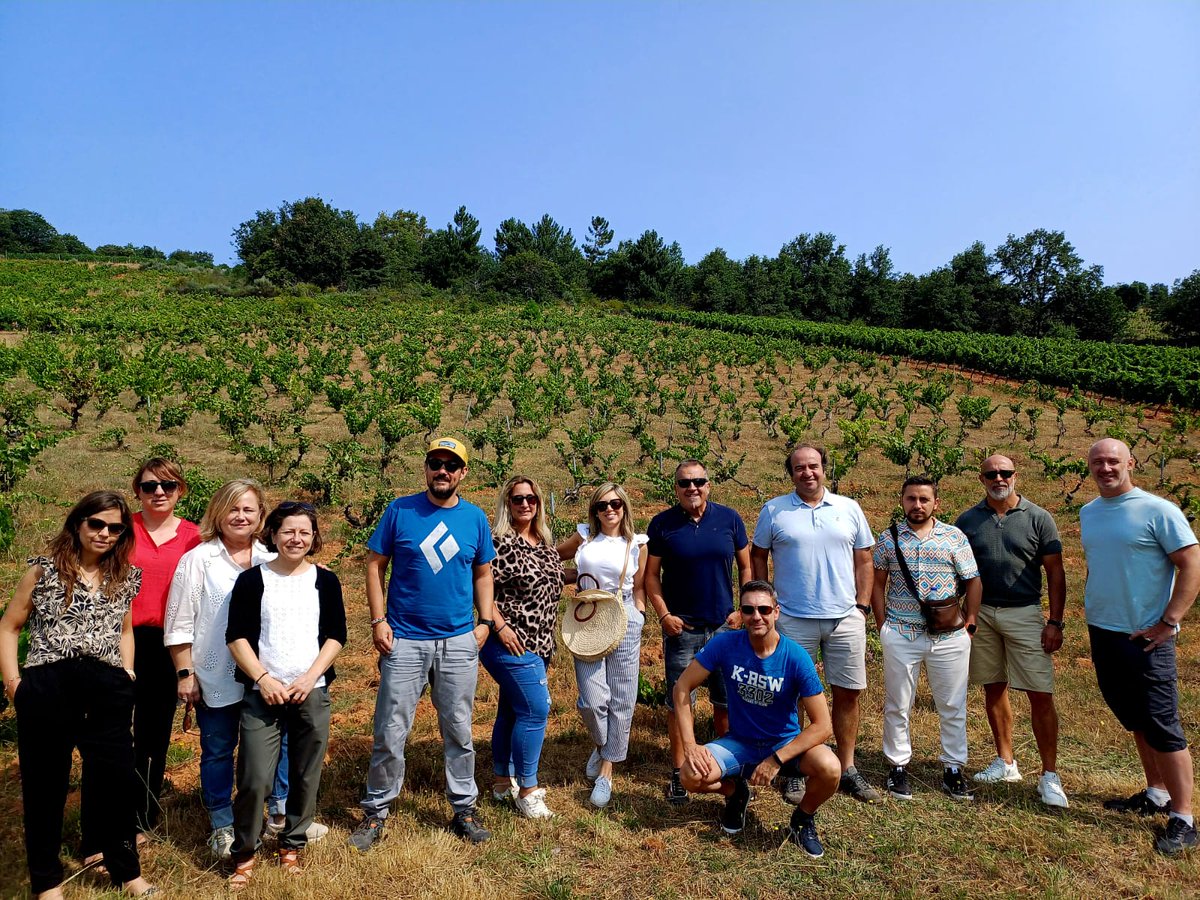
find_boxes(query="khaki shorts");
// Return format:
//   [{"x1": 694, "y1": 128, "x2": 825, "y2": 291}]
[
  {"x1": 969, "y1": 604, "x2": 1055, "y2": 694},
  {"x1": 777, "y1": 611, "x2": 867, "y2": 691}
]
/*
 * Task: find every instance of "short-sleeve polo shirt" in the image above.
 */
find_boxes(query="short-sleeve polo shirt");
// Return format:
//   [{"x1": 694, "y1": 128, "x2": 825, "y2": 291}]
[{"x1": 647, "y1": 501, "x2": 748, "y2": 627}]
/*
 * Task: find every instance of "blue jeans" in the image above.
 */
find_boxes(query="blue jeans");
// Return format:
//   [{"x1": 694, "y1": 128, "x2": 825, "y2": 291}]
[
  {"x1": 195, "y1": 700, "x2": 288, "y2": 828},
  {"x1": 480, "y1": 638, "x2": 551, "y2": 789},
  {"x1": 664, "y1": 624, "x2": 729, "y2": 710}
]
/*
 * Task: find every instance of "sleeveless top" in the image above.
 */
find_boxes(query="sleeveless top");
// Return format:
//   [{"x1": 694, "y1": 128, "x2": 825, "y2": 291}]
[{"x1": 24, "y1": 556, "x2": 142, "y2": 669}]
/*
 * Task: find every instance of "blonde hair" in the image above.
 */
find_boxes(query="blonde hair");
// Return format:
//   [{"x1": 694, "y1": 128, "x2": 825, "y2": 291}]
[
  {"x1": 586, "y1": 482, "x2": 634, "y2": 543},
  {"x1": 199, "y1": 478, "x2": 266, "y2": 543},
  {"x1": 493, "y1": 475, "x2": 553, "y2": 546}
]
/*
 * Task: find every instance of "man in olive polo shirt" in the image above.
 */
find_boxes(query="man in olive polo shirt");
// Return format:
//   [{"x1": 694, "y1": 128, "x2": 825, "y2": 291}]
[{"x1": 955, "y1": 454, "x2": 1069, "y2": 808}]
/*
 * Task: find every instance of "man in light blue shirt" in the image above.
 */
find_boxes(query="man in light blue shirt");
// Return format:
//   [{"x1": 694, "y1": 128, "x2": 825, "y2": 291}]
[
  {"x1": 751, "y1": 444, "x2": 879, "y2": 803},
  {"x1": 1081, "y1": 438, "x2": 1199, "y2": 856}
]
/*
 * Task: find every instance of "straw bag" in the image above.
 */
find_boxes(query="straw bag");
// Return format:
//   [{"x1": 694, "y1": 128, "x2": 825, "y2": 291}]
[{"x1": 561, "y1": 546, "x2": 630, "y2": 663}]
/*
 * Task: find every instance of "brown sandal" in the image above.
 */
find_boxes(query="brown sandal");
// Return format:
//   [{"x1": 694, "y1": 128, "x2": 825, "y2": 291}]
[
  {"x1": 278, "y1": 848, "x2": 302, "y2": 875},
  {"x1": 228, "y1": 856, "x2": 255, "y2": 892}
]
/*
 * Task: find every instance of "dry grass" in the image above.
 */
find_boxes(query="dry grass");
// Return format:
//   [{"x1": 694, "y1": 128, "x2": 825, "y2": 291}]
[{"x1": 0, "y1": 279, "x2": 1197, "y2": 897}]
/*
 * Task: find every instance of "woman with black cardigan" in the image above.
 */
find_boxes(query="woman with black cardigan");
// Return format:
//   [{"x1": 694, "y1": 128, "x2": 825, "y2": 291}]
[{"x1": 224, "y1": 501, "x2": 346, "y2": 890}]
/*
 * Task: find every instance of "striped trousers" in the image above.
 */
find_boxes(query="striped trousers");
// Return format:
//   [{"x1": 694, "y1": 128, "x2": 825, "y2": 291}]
[{"x1": 574, "y1": 601, "x2": 644, "y2": 763}]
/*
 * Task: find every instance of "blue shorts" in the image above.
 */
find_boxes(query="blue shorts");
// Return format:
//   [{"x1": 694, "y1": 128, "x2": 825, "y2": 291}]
[
  {"x1": 665, "y1": 624, "x2": 729, "y2": 710},
  {"x1": 1089, "y1": 625, "x2": 1188, "y2": 753},
  {"x1": 706, "y1": 734, "x2": 803, "y2": 779}
]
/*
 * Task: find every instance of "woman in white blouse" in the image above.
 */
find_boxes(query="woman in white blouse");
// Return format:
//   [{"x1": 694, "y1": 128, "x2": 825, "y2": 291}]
[
  {"x1": 557, "y1": 482, "x2": 648, "y2": 809},
  {"x1": 163, "y1": 479, "x2": 291, "y2": 859}
]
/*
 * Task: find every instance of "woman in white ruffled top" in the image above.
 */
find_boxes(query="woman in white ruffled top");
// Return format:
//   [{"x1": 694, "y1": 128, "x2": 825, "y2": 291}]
[{"x1": 557, "y1": 482, "x2": 648, "y2": 808}]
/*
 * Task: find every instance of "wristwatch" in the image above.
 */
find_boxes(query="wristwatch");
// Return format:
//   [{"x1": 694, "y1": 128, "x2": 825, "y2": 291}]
[
  {"x1": 965, "y1": 623, "x2": 977, "y2": 636},
  {"x1": 479, "y1": 618, "x2": 495, "y2": 632},
  {"x1": 1046, "y1": 619, "x2": 1065, "y2": 630},
  {"x1": 856, "y1": 604, "x2": 871, "y2": 616},
  {"x1": 176, "y1": 668, "x2": 192, "y2": 679}
]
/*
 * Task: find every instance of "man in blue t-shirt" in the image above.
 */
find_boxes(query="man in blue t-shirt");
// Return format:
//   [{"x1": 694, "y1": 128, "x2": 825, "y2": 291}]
[
  {"x1": 646, "y1": 459, "x2": 751, "y2": 806},
  {"x1": 1081, "y1": 439, "x2": 1199, "y2": 856},
  {"x1": 675, "y1": 580, "x2": 841, "y2": 858},
  {"x1": 349, "y1": 437, "x2": 497, "y2": 851}
]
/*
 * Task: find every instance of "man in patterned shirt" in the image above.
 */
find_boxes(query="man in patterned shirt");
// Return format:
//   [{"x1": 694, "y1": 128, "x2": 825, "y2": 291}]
[{"x1": 871, "y1": 475, "x2": 981, "y2": 801}]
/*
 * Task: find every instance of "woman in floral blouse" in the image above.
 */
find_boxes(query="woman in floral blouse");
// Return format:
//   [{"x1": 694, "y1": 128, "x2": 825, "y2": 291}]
[
  {"x1": 481, "y1": 474, "x2": 569, "y2": 819},
  {"x1": 0, "y1": 491, "x2": 158, "y2": 899}
]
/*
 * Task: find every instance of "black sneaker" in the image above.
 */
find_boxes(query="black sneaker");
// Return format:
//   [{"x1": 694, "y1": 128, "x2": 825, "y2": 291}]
[
  {"x1": 788, "y1": 809, "x2": 824, "y2": 859},
  {"x1": 779, "y1": 775, "x2": 806, "y2": 806},
  {"x1": 942, "y1": 767, "x2": 974, "y2": 801},
  {"x1": 839, "y1": 767, "x2": 882, "y2": 803},
  {"x1": 1104, "y1": 789, "x2": 1170, "y2": 817},
  {"x1": 1155, "y1": 816, "x2": 1198, "y2": 856},
  {"x1": 347, "y1": 816, "x2": 385, "y2": 852},
  {"x1": 449, "y1": 808, "x2": 491, "y2": 844},
  {"x1": 665, "y1": 770, "x2": 689, "y2": 806},
  {"x1": 720, "y1": 778, "x2": 752, "y2": 835},
  {"x1": 886, "y1": 766, "x2": 913, "y2": 801}
]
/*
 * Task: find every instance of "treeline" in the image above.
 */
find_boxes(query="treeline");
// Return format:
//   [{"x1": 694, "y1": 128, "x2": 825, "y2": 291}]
[
  {"x1": 0, "y1": 208, "x2": 213, "y2": 265},
  {"x1": 6, "y1": 201, "x2": 1199, "y2": 344}
]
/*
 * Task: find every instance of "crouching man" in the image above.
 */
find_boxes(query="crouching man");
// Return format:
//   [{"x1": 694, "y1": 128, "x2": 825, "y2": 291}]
[{"x1": 675, "y1": 580, "x2": 841, "y2": 857}]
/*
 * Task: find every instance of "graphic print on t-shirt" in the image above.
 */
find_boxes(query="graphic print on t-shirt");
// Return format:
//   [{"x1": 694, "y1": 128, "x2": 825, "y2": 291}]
[
  {"x1": 419, "y1": 521, "x2": 461, "y2": 574},
  {"x1": 731, "y1": 664, "x2": 784, "y2": 707}
]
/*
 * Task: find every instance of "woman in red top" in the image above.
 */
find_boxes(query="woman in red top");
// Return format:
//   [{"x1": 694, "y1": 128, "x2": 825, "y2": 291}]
[{"x1": 125, "y1": 459, "x2": 201, "y2": 835}]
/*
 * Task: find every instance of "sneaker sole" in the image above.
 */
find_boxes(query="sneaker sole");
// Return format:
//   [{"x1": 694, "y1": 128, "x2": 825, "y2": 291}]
[
  {"x1": 973, "y1": 773, "x2": 1022, "y2": 784},
  {"x1": 942, "y1": 790, "x2": 975, "y2": 801},
  {"x1": 887, "y1": 787, "x2": 913, "y2": 800}
]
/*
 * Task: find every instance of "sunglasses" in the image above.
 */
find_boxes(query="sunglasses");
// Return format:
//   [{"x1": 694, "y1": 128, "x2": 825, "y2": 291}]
[
  {"x1": 982, "y1": 469, "x2": 1016, "y2": 480},
  {"x1": 426, "y1": 457, "x2": 465, "y2": 473},
  {"x1": 509, "y1": 494, "x2": 538, "y2": 506},
  {"x1": 676, "y1": 478, "x2": 709, "y2": 488},
  {"x1": 593, "y1": 499, "x2": 625, "y2": 512},
  {"x1": 277, "y1": 500, "x2": 316, "y2": 513},
  {"x1": 740, "y1": 604, "x2": 775, "y2": 618},
  {"x1": 84, "y1": 516, "x2": 128, "y2": 536},
  {"x1": 139, "y1": 479, "x2": 180, "y2": 494}
]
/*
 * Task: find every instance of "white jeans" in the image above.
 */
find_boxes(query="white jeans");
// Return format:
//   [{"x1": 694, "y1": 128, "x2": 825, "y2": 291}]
[{"x1": 881, "y1": 624, "x2": 970, "y2": 768}]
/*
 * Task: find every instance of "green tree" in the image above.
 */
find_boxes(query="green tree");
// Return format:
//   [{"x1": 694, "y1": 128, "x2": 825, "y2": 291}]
[
  {"x1": 993, "y1": 229, "x2": 1101, "y2": 338},
  {"x1": 1113, "y1": 281, "x2": 1149, "y2": 311},
  {"x1": 493, "y1": 250, "x2": 565, "y2": 302},
  {"x1": 0, "y1": 209, "x2": 60, "y2": 253},
  {"x1": 494, "y1": 218, "x2": 535, "y2": 260},
  {"x1": 598, "y1": 230, "x2": 685, "y2": 304},
  {"x1": 370, "y1": 209, "x2": 428, "y2": 286},
  {"x1": 420, "y1": 205, "x2": 485, "y2": 289},
  {"x1": 233, "y1": 197, "x2": 360, "y2": 288},
  {"x1": 950, "y1": 241, "x2": 1023, "y2": 334},
  {"x1": 1153, "y1": 269, "x2": 1200, "y2": 343},
  {"x1": 583, "y1": 215, "x2": 614, "y2": 265},
  {"x1": 691, "y1": 248, "x2": 746, "y2": 313},
  {"x1": 742, "y1": 254, "x2": 786, "y2": 316},
  {"x1": 773, "y1": 232, "x2": 852, "y2": 321},
  {"x1": 168, "y1": 249, "x2": 215, "y2": 266},
  {"x1": 900, "y1": 268, "x2": 976, "y2": 332},
  {"x1": 850, "y1": 245, "x2": 902, "y2": 326}
]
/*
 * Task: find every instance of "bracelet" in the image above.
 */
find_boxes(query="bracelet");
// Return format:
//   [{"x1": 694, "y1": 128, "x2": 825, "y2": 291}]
[
  {"x1": 255, "y1": 671, "x2": 269, "y2": 685},
  {"x1": 659, "y1": 611, "x2": 671, "y2": 622},
  {"x1": 370, "y1": 616, "x2": 387, "y2": 626},
  {"x1": 497, "y1": 622, "x2": 511, "y2": 635},
  {"x1": 772, "y1": 751, "x2": 785, "y2": 767},
  {"x1": 1159, "y1": 617, "x2": 1179, "y2": 631}
]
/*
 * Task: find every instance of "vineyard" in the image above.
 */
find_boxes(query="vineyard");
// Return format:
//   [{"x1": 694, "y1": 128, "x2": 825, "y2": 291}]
[{"x1": 0, "y1": 258, "x2": 1198, "y2": 898}]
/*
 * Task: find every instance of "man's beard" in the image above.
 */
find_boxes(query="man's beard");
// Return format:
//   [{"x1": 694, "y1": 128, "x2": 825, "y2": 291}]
[
  {"x1": 430, "y1": 480, "x2": 456, "y2": 499},
  {"x1": 987, "y1": 485, "x2": 1013, "y2": 501},
  {"x1": 905, "y1": 510, "x2": 930, "y2": 525}
]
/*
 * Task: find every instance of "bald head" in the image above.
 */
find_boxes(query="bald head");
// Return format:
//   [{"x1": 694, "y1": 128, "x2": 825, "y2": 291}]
[
  {"x1": 980, "y1": 455, "x2": 1017, "y2": 504},
  {"x1": 1087, "y1": 438, "x2": 1134, "y2": 498}
]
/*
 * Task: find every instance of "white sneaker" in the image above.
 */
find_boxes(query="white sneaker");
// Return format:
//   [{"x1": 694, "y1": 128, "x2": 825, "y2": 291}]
[
  {"x1": 1037, "y1": 772, "x2": 1070, "y2": 808},
  {"x1": 590, "y1": 775, "x2": 613, "y2": 808},
  {"x1": 514, "y1": 787, "x2": 556, "y2": 819},
  {"x1": 208, "y1": 825, "x2": 235, "y2": 860},
  {"x1": 492, "y1": 777, "x2": 519, "y2": 803},
  {"x1": 973, "y1": 756, "x2": 1022, "y2": 783},
  {"x1": 585, "y1": 748, "x2": 602, "y2": 783},
  {"x1": 305, "y1": 821, "x2": 330, "y2": 843}
]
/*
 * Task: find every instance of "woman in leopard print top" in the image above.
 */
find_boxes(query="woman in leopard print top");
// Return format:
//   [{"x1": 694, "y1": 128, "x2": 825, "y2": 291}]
[
  {"x1": 480, "y1": 474, "x2": 568, "y2": 819},
  {"x1": 0, "y1": 491, "x2": 158, "y2": 898}
]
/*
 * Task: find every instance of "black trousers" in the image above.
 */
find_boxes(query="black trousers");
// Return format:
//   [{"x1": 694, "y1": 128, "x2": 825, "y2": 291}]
[
  {"x1": 15, "y1": 657, "x2": 141, "y2": 893},
  {"x1": 132, "y1": 625, "x2": 179, "y2": 831}
]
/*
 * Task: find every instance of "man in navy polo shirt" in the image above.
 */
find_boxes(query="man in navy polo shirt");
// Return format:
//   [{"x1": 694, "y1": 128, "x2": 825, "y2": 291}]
[
  {"x1": 646, "y1": 459, "x2": 751, "y2": 805},
  {"x1": 349, "y1": 437, "x2": 497, "y2": 851}
]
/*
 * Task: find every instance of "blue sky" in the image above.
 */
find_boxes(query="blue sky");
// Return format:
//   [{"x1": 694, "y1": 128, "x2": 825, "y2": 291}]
[{"x1": 2, "y1": 1, "x2": 1197, "y2": 284}]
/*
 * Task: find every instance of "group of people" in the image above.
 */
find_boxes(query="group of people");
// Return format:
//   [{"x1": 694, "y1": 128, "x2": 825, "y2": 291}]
[{"x1": 0, "y1": 434, "x2": 1196, "y2": 896}]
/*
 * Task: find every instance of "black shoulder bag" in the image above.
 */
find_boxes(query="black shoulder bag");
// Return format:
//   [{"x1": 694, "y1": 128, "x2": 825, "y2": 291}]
[{"x1": 889, "y1": 522, "x2": 963, "y2": 635}]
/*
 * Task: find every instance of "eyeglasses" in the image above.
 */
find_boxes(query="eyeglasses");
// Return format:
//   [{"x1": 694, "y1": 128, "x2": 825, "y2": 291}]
[
  {"x1": 84, "y1": 516, "x2": 128, "y2": 536},
  {"x1": 426, "y1": 457, "x2": 465, "y2": 473},
  {"x1": 740, "y1": 604, "x2": 775, "y2": 618},
  {"x1": 982, "y1": 469, "x2": 1016, "y2": 480},
  {"x1": 509, "y1": 494, "x2": 538, "y2": 506},
  {"x1": 138, "y1": 480, "x2": 180, "y2": 494},
  {"x1": 593, "y1": 499, "x2": 625, "y2": 512},
  {"x1": 676, "y1": 478, "x2": 709, "y2": 488}
]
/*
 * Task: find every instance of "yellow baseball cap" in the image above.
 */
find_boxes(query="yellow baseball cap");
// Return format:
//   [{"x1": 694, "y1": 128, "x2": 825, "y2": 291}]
[{"x1": 426, "y1": 437, "x2": 469, "y2": 465}]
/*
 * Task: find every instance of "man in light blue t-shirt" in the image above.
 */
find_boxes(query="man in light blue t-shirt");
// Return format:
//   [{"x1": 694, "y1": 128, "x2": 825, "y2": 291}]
[
  {"x1": 751, "y1": 444, "x2": 879, "y2": 804},
  {"x1": 1081, "y1": 438, "x2": 1199, "y2": 856},
  {"x1": 349, "y1": 437, "x2": 497, "y2": 851},
  {"x1": 674, "y1": 580, "x2": 841, "y2": 858}
]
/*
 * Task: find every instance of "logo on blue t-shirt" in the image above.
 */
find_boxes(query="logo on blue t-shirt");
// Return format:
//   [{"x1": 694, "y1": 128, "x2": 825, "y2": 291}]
[
  {"x1": 731, "y1": 665, "x2": 785, "y2": 707},
  {"x1": 419, "y1": 522, "x2": 461, "y2": 573}
]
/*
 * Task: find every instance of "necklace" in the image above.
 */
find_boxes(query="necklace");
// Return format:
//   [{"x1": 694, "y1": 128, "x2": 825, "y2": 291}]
[{"x1": 78, "y1": 567, "x2": 103, "y2": 591}]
